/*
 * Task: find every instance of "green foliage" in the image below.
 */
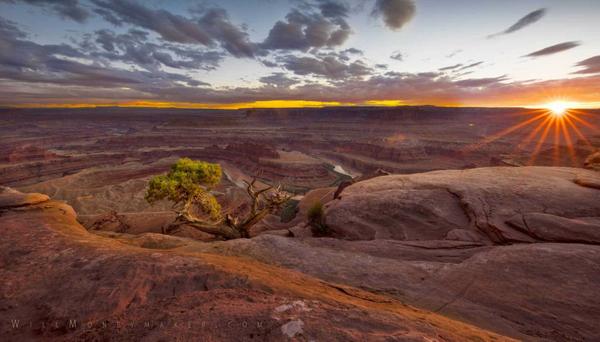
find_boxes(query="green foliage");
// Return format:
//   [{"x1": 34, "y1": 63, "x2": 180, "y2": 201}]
[
  {"x1": 307, "y1": 201, "x2": 330, "y2": 236},
  {"x1": 145, "y1": 158, "x2": 223, "y2": 221},
  {"x1": 280, "y1": 199, "x2": 300, "y2": 223},
  {"x1": 307, "y1": 201, "x2": 324, "y2": 222}
]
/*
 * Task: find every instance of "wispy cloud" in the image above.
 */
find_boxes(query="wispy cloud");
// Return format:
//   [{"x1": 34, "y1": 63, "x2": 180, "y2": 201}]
[
  {"x1": 0, "y1": 0, "x2": 91, "y2": 22},
  {"x1": 439, "y1": 61, "x2": 482, "y2": 72},
  {"x1": 488, "y1": 8, "x2": 546, "y2": 38},
  {"x1": 390, "y1": 51, "x2": 403, "y2": 61},
  {"x1": 523, "y1": 41, "x2": 580, "y2": 58},
  {"x1": 574, "y1": 55, "x2": 600, "y2": 74}
]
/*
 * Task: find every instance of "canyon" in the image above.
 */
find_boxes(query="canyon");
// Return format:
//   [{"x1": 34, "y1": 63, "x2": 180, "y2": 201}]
[{"x1": 1, "y1": 106, "x2": 599, "y2": 341}]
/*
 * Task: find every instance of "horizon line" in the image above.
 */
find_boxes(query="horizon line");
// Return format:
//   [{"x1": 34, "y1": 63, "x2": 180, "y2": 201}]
[{"x1": 2, "y1": 100, "x2": 599, "y2": 111}]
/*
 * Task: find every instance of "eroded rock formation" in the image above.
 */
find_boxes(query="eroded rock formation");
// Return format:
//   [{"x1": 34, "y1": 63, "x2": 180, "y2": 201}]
[{"x1": 0, "y1": 188, "x2": 506, "y2": 341}]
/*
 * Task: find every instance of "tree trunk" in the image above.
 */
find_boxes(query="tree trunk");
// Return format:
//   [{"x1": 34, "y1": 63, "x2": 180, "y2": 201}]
[
  {"x1": 237, "y1": 209, "x2": 270, "y2": 235},
  {"x1": 186, "y1": 221, "x2": 242, "y2": 240},
  {"x1": 168, "y1": 213, "x2": 243, "y2": 240}
]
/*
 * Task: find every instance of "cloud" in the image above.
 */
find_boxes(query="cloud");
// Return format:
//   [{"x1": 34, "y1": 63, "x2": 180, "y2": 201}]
[
  {"x1": 316, "y1": 0, "x2": 349, "y2": 18},
  {"x1": 390, "y1": 51, "x2": 403, "y2": 61},
  {"x1": 92, "y1": 0, "x2": 210, "y2": 43},
  {"x1": 0, "y1": 0, "x2": 91, "y2": 22},
  {"x1": 0, "y1": 16, "x2": 204, "y2": 91},
  {"x1": 445, "y1": 49, "x2": 462, "y2": 58},
  {"x1": 459, "y1": 61, "x2": 483, "y2": 71},
  {"x1": 439, "y1": 61, "x2": 482, "y2": 72},
  {"x1": 193, "y1": 7, "x2": 258, "y2": 58},
  {"x1": 261, "y1": 4, "x2": 351, "y2": 51},
  {"x1": 454, "y1": 76, "x2": 506, "y2": 88},
  {"x1": 342, "y1": 47, "x2": 363, "y2": 55},
  {"x1": 574, "y1": 55, "x2": 600, "y2": 74},
  {"x1": 279, "y1": 54, "x2": 372, "y2": 79},
  {"x1": 91, "y1": 0, "x2": 256, "y2": 58},
  {"x1": 488, "y1": 8, "x2": 546, "y2": 38},
  {"x1": 372, "y1": 0, "x2": 416, "y2": 31},
  {"x1": 89, "y1": 29, "x2": 224, "y2": 71},
  {"x1": 439, "y1": 63, "x2": 462, "y2": 71},
  {"x1": 259, "y1": 72, "x2": 299, "y2": 88},
  {"x1": 523, "y1": 41, "x2": 580, "y2": 58}
]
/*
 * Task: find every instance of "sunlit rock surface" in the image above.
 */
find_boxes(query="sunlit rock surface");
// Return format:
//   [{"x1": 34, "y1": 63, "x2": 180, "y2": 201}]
[{"x1": 0, "y1": 188, "x2": 507, "y2": 341}]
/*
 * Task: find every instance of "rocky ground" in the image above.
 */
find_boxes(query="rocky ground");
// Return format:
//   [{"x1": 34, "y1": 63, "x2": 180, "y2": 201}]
[
  {"x1": 1, "y1": 165, "x2": 599, "y2": 341},
  {"x1": 1, "y1": 186, "x2": 509, "y2": 341}
]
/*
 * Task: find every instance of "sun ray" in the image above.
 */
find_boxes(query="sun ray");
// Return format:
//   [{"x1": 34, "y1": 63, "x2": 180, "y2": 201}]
[
  {"x1": 559, "y1": 116, "x2": 578, "y2": 166},
  {"x1": 470, "y1": 101, "x2": 593, "y2": 167},
  {"x1": 515, "y1": 115, "x2": 553, "y2": 151},
  {"x1": 563, "y1": 114, "x2": 592, "y2": 148},
  {"x1": 528, "y1": 116, "x2": 555, "y2": 165},
  {"x1": 463, "y1": 112, "x2": 547, "y2": 153},
  {"x1": 565, "y1": 112, "x2": 599, "y2": 131},
  {"x1": 552, "y1": 116, "x2": 562, "y2": 165}
]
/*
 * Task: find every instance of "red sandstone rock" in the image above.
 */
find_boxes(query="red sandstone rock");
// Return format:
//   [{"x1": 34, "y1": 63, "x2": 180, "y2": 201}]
[
  {"x1": 325, "y1": 166, "x2": 600, "y2": 244},
  {"x1": 0, "y1": 188, "x2": 507, "y2": 341}
]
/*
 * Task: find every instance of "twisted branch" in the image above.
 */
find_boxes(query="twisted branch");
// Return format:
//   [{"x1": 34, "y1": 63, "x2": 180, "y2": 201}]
[{"x1": 167, "y1": 177, "x2": 290, "y2": 239}]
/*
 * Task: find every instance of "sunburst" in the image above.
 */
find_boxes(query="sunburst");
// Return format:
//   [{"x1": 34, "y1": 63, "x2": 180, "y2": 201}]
[
  {"x1": 464, "y1": 102, "x2": 598, "y2": 166},
  {"x1": 546, "y1": 101, "x2": 569, "y2": 117}
]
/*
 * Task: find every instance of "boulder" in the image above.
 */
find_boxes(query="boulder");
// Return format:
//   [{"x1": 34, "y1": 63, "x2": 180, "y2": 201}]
[
  {"x1": 584, "y1": 151, "x2": 600, "y2": 171},
  {"x1": 0, "y1": 186, "x2": 49, "y2": 209},
  {"x1": 326, "y1": 167, "x2": 600, "y2": 243}
]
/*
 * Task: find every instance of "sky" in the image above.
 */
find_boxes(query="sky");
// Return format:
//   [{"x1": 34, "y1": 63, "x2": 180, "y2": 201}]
[{"x1": 1, "y1": 0, "x2": 600, "y2": 108}]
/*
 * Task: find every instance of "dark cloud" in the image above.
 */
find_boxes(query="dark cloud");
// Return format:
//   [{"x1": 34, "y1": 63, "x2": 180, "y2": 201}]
[
  {"x1": 574, "y1": 55, "x2": 600, "y2": 74},
  {"x1": 390, "y1": 51, "x2": 403, "y2": 61},
  {"x1": 488, "y1": 8, "x2": 546, "y2": 38},
  {"x1": 91, "y1": 0, "x2": 256, "y2": 58},
  {"x1": 194, "y1": 8, "x2": 258, "y2": 58},
  {"x1": 92, "y1": 0, "x2": 210, "y2": 43},
  {"x1": 0, "y1": 0, "x2": 90, "y2": 22},
  {"x1": 372, "y1": 0, "x2": 415, "y2": 31},
  {"x1": 0, "y1": 16, "x2": 205, "y2": 91},
  {"x1": 259, "y1": 72, "x2": 299, "y2": 88},
  {"x1": 261, "y1": 3, "x2": 351, "y2": 51},
  {"x1": 523, "y1": 41, "x2": 580, "y2": 58},
  {"x1": 0, "y1": 17, "x2": 84, "y2": 71},
  {"x1": 342, "y1": 47, "x2": 363, "y2": 55},
  {"x1": 89, "y1": 29, "x2": 224, "y2": 71},
  {"x1": 260, "y1": 59, "x2": 279, "y2": 68},
  {"x1": 416, "y1": 72, "x2": 440, "y2": 78},
  {"x1": 279, "y1": 54, "x2": 372, "y2": 79},
  {"x1": 316, "y1": 0, "x2": 349, "y2": 18}
]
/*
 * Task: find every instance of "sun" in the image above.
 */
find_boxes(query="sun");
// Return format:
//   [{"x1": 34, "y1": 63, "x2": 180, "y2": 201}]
[{"x1": 545, "y1": 101, "x2": 569, "y2": 116}]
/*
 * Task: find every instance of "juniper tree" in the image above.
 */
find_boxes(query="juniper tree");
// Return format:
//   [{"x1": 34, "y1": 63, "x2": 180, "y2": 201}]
[{"x1": 145, "y1": 158, "x2": 290, "y2": 239}]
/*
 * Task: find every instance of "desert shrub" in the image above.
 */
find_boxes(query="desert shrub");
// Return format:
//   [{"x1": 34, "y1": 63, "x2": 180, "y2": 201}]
[
  {"x1": 145, "y1": 158, "x2": 223, "y2": 221},
  {"x1": 145, "y1": 158, "x2": 290, "y2": 239},
  {"x1": 307, "y1": 201, "x2": 330, "y2": 236},
  {"x1": 280, "y1": 199, "x2": 300, "y2": 223}
]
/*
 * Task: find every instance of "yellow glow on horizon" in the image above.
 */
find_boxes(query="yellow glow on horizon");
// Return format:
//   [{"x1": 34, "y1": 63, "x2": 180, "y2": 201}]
[
  {"x1": 7, "y1": 99, "x2": 600, "y2": 110},
  {"x1": 10, "y1": 100, "x2": 353, "y2": 110},
  {"x1": 363, "y1": 100, "x2": 406, "y2": 106}
]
